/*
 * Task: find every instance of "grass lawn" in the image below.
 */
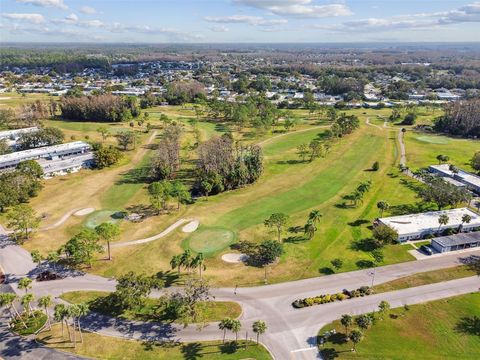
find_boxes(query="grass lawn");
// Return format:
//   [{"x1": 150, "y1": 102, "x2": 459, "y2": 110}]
[
  {"x1": 38, "y1": 324, "x2": 272, "y2": 360},
  {"x1": 11, "y1": 311, "x2": 47, "y2": 336},
  {"x1": 86, "y1": 109, "x2": 423, "y2": 285},
  {"x1": 60, "y1": 291, "x2": 242, "y2": 323},
  {"x1": 405, "y1": 131, "x2": 480, "y2": 171},
  {"x1": 373, "y1": 266, "x2": 477, "y2": 293},
  {"x1": 318, "y1": 292, "x2": 480, "y2": 360}
]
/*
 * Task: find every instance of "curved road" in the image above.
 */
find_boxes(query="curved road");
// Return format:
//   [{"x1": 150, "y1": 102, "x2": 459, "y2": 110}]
[{"x1": 1, "y1": 234, "x2": 479, "y2": 360}]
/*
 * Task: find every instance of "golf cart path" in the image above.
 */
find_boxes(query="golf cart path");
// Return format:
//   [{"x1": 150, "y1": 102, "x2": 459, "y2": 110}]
[
  {"x1": 256, "y1": 125, "x2": 330, "y2": 147},
  {"x1": 110, "y1": 218, "x2": 198, "y2": 248}
]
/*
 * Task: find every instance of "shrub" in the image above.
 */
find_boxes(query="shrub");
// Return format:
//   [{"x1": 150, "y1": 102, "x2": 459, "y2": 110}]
[{"x1": 372, "y1": 161, "x2": 379, "y2": 171}]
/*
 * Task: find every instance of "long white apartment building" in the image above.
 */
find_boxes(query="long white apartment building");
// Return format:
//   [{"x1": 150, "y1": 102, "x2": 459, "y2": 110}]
[{"x1": 0, "y1": 141, "x2": 93, "y2": 175}]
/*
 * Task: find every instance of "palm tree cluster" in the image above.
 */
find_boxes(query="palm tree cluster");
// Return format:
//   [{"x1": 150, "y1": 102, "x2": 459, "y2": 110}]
[
  {"x1": 218, "y1": 318, "x2": 267, "y2": 345},
  {"x1": 349, "y1": 181, "x2": 372, "y2": 207},
  {"x1": 54, "y1": 303, "x2": 89, "y2": 347},
  {"x1": 170, "y1": 250, "x2": 206, "y2": 278},
  {"x1": 304, "y1": 209, "x2": 322, "y2": 240}
]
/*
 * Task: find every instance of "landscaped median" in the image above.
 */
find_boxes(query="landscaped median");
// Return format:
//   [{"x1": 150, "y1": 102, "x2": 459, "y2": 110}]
[
  {"x1": 60, "y1": 290, "x2": 242, "y2": 324},
  {"x1": 292, "y1": 286, "x2": 374, "y2": 308}
]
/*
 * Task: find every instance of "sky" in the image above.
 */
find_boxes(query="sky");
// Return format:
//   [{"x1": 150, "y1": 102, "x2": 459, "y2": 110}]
[{"x1": 0, "y1": 0, "x2": 480, "y2": 43}]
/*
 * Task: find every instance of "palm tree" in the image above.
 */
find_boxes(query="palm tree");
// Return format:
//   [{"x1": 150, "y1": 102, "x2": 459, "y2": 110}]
[
  {"x1": 68, "y1": 305, "x2": 78, "y2": 347},
  {"x1": 170, "y1": 254, "x2": 182, "y2": 274},
  {"x1": 252, "y1": 320, "x2": 267, "y2": 344},
  {"x1": 308, "y1": 210, "x2": 322, "y2": 225},
  {"x1": 20, "y1": 293, "x2": 35, "y2": 317},
  {"x1": 230, "y1": 319, "x2": 241, "y2": 342},
  {"x1": 340, "y1": 314, "x2": 353, "y2": 336},
  {"x1": 47, "y1": 252, "x2": 60, "y2": 272},
  {"x1": 54, "y1": 304, "x2": 68, "y2": 339},
  {"x1": 76, "y1": 303, "x2": 89, "y2": 343},
  {"x1": 304, "y1": 220, "x2": 317, "y2": 240},
  {"x1": 191, "y1": 253, "x2": 205, "y2": 279},
  {"x1": 350, "y1": 329, "x2": 363, "y2": 352},
  {"x1": 438, "y1": 214, "x2": 449, "y2": 233},
  {"x1": 180, "y1": 250, "x2": 192, "y2": 273},
  {"x1": 0, "y1": 293, "x2": 26, "y2": 328},
  {"x1": 38, "y1": 295, "x2": 52, "y2": 330},
  {"x1": 460, "y1": 214, "x2": 472, "y2": 231},
  {"x1": 95, "y1": 222, "x2": 120, "y2": 261},
  {"x1": 376, "y1": 201, "x2": 390, "y2": 217},
  {"x1": 18, "y1": 277, "x2": 32, "y2": 294},
  {"x1": 219, "y1": 318, "x2": 232, "y2": 344}
]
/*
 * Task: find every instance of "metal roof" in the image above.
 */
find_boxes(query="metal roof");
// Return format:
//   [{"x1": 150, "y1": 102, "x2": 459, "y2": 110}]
[{"x1": 432, "y1": 231, "x2": 480, "y2": 248}]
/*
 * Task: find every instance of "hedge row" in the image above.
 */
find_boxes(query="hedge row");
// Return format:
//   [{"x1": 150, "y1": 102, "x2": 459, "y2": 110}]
[{"x1": 292, "y1": 286, "x2": 374, "y2": 308}]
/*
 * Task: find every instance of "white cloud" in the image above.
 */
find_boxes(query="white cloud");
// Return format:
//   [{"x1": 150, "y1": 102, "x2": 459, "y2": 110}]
[
  {"x1": 312, "y1": 1, "x2": 480, "y2": 33},
  {"x1": 79, "y1": 6, "x2": 97, "y2": 15},
  {"x1": 204, "y1": 15, "x2": 287, "y2": 26},
  {"x1": 209, "y1": 25, "x2": 229, "y2": 32},
  {"x1": 64, "y1": 13, "x2": 78, "y2": 23},
  {"x1": 234, "y1": 0, "x2": 352, "y2": 18},
  {"x1": 2, "y1": 13, "x2": 45, "y2": 24},
  {"x1": 16, "y1": 0, "x2": 67, "y2": 10}
]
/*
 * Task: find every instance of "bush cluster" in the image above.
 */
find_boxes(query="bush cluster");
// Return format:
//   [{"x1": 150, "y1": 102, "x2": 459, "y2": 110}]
[{"x1": 292, "y1": 286, "x2": 373, "y2": 308}]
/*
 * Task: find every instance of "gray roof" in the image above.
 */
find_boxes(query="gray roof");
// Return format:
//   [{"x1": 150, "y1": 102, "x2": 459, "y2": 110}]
[{"x1": 432, "y1": 231, "x2": 480, "y2": 248}]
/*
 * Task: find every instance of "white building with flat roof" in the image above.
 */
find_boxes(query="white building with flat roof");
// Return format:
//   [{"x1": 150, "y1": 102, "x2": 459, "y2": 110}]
[
  {"x1": 0, "y1": 141, "x2": 91, "y2": 171},
  {"x1": 0, "y1": 127, "x2": 39, "y2": 142},
  {"x1": 377, "y1": 208, "x2": 480, "y2": 242},
  {"x1": 429, "y1": 164, "x2": 480, "y2": 194}
]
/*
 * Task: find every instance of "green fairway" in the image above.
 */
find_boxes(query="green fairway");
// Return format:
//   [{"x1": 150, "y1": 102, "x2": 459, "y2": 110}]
[
  {"x1": 318, "y1": 292, "x2": 480, "y2": 359},
  {"x1": 405, "y1": 131, "x2": 480, "y2": 171},
  {"x1": 415, "y1": 135, "x2": 451, "y2": 144},
  {"x1": 84, "y1": 209, "x2": 124, "y2": 229},
  {"x1": 183, "y1": 226, "x2": 236, "y2": 255}
]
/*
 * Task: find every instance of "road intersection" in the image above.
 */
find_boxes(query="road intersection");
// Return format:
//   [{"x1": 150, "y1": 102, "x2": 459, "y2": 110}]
[{"x1": 1, "y1": 233, "x2": 479, "y2": 360}]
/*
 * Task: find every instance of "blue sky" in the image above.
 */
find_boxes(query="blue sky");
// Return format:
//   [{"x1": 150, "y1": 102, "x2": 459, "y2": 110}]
[{"x1": 1, "y1": 0, "x2": 480, "y2": 42}]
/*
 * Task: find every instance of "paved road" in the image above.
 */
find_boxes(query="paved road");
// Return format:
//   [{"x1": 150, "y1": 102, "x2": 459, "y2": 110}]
[{"x1": 2, "y1": 233, "x2": 479, "y2": 360}]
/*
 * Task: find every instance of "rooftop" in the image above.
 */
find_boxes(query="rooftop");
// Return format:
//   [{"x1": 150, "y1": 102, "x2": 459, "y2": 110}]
[
  {"x1": 0, "y1": 141, "x2": 91, "y2": 164},
  {"x1": 0, "y1": 127, "x2": 39, "y2": 140},
  {"x1": 432, "y1": 231, "x2": 480, "y2": 247},
  {"x1": 378, "y1": 208, "x2": 480, "y2": 235}
]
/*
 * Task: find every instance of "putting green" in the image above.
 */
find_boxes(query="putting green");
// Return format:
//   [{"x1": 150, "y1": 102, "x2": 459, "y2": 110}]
[
  {"x1": 415, "y1": 135, "x2": 451, "y2": 144},
  {"x1": 84, "y1": 210, "x2": 124, "y2": 229},
  {"x1": 183, "y1": 227, "x2": 235, "y2": 255}
]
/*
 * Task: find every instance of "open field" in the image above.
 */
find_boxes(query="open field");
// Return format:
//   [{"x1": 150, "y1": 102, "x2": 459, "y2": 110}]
[
  {"x1": 318, "y1": 292, "x2": 480, "y2": 359},
  {"x1": 37, "y1": 323, "x2": 272, "y2": 360}
]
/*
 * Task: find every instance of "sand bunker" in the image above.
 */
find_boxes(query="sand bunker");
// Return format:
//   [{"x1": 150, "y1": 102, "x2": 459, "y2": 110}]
[
  {"x1": 182, "y1": 220, "x2": 199, "y2": 233},
  {"x1": 222, "y1": 253, "x2": 248, "y2": 264}
]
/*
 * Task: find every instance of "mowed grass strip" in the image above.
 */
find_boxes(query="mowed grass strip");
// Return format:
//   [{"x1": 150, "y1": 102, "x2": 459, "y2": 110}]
[
  {"x1": 373, "y1": 266, "x2": 477, "y2": 293},
  {"x1": 38, "y1": 324, "x2": 272, "y2": 360},
  {"x1": 318, "y1": 293, "x2": 480, "y2": 360},
  {"x1": 215, "y1": 132, "x2": 384, "y2": 231}
]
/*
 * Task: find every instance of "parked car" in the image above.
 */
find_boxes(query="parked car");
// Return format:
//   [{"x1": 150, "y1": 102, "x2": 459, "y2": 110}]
[
  {"x1": 36, "y1": 271, "x2": 63, "y2": 281},
  {"x1": 420, "y1": 245, "x2": 433, "y2": 255}
]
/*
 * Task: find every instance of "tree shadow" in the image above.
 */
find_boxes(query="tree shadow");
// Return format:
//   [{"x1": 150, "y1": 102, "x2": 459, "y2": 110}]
[
  {"x1": 459, "y1": 255, "x2": 480, "y2": 275},
  {"x1": 219, "y1": 341, "x2": 238, "y2": 354},
  {"x1": 356, "y1": 259, "x2": 375, "y2": 268},
  {"x1": 351, "y1": 238, "x2": 381, "y2": 252},
  {"x1": 154, "y1": 270, "x2": 181, "y2": 287},
  {"x1": 284, "y1": 235, "x2": 307, "y2": 243},
  {"x1": 276, "y1": 159, "x2": 304, "y2": 165},
  {"x1": 348, "y1": 219, "x2": 370, "y2": 227},
  {"x1": 455, "y1": 316, "x2": 480, "y2": 336},
  {"x1": 116, "y1": 166, "x2": 151, "y2": 185},
  {"x1": 288, "y1": 226, "x2": 304, "y2": 234},
  {"x1": 319, "y1": 267, "x2": 335, "y2": 275},
  {"x1": 181, "y1": 342, "x2": 203, "y2": 360},
  {"x1": 321, "y1": 348, "x2": 339, "y2": 360}
]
